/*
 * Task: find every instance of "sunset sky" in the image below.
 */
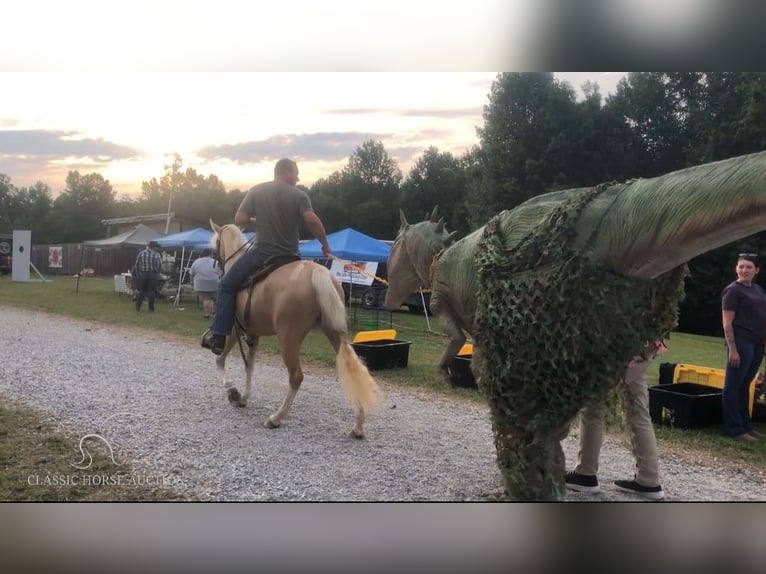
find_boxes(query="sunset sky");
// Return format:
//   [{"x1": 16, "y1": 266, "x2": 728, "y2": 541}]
[
  {"x1": 0, "y1": 0, "x2": 729, "y2": 200},
  {"x1": 0, "y1": 72, "x2": 625, "y2": 198}
]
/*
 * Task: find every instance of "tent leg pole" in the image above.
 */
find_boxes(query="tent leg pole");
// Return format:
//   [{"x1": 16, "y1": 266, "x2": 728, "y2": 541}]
[
  {"x1": 420, "y1": 289, "x2": 432, "y2": 333},
  {"x1": 75, "y1": 243, "x2": 85, "y2": 293},
  {"x1": 174, "y1": 247, "x2": 185, "y2": 308}
]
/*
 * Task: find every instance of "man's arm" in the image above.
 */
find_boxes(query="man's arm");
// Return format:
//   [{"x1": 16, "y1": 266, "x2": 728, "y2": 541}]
[
  {"x1": 302, "y1": 210, "x2": 331, "y2": 257},
  {"x1": 234, "y1": 210, "x2": 254, "y2": 230}
]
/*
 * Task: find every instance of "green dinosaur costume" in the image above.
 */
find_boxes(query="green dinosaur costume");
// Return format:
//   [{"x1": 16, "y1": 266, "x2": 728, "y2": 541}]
[{"x1": 385, "y1": 151, "x2": 766, "y2": 500}]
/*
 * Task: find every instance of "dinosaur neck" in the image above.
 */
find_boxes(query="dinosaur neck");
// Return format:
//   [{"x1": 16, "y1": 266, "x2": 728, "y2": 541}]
[
  {"x1": 410, "y1": 236, "x2": 443, "y2": 287},
  {"x1": 578, "y1": 152, "x2": 766, "y2": 279}
]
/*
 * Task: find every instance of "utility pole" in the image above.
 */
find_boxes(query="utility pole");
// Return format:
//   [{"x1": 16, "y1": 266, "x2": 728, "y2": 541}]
[
  {"x1": 164, "y1": 188, "x2": 173, "y2": 235},
  {"x1": 164, "y1": 153, "x2": 182, "y2": 235}
]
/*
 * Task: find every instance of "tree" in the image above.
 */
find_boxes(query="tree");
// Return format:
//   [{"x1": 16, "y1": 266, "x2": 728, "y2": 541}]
[
  {"x1": 309, "y1": 140, "x2": 402, "y2": 238},
  {"x1": 0, "y1": 176, "x2": 54, "y2": 242},
  {"x1": 0, "y1": 174, "x2": 16, "y2": 233},
  {"x1": 605, "y1": 73, "x2": 766, "y2": 334},
  {"x1": 49, "y1": 171, "x2": 115, "y2": 242},
  {"x1": 400, "y1": 147, "x2": 470, "y2": 235},
  {"x1": 466, "y1": 73, "x2": 585, "y2": 224},
  {"x1": 139, "y1": 153, "x2": 231, "y2": 227}
]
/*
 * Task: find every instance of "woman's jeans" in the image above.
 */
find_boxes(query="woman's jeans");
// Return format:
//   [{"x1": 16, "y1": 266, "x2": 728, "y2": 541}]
[{"x1": 723, "y1": 336, "x2": 763, "y2": 437}]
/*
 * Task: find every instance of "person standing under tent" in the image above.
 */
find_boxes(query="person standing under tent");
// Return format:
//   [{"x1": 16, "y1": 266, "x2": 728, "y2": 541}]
[
  {"x1": 190, "y1": 248, "x2": 221, "y2": 318},
  {"x1": 132, "y1": 240, "x2": 163, "y2": 312}
]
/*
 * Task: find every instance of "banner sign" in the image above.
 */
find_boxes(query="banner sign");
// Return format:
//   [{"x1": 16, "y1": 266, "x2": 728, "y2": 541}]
[
  {"x1": 49, "y1": 246, "x2": 63, "y2": 268},
  {"x1": 329, "y1": 259, "x2": 377, "y2": 287}
]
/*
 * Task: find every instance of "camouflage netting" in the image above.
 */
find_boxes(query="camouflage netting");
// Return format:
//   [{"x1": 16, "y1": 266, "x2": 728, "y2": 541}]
[{"x1": 473, "y1": 184, "x2": 687, "y2": 500}]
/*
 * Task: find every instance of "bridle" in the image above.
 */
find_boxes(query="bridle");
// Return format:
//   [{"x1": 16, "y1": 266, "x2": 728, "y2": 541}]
[
  {"x1": 398, "y1": 229, "x2": 432, "y2": 288},
  {"x1": 213, "y1": 225, "x2": 254, "y2": 273}
]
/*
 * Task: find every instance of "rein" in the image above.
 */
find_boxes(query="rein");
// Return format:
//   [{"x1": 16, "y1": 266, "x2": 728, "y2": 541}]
[
  {"x1": 325, "y1": 253, "x2": 389, "y2": 286},
  {"x1": 427, "y1": 248, "x2": 445, "y2": 291},
  {"x1": 215, "y1": 227, "x2": 254, "y2": 272}
]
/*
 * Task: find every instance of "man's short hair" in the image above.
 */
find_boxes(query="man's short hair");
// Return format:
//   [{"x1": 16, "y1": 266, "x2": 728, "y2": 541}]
[
  {"x1": 149, "y1": 241, "x2": 160, "y2": 248},
  {"x1": 274, "y1": 158, "x2": 297, "y2": 177},
  {"x1": 200, "y1": 248, "x2": 212, "y2": 257}
]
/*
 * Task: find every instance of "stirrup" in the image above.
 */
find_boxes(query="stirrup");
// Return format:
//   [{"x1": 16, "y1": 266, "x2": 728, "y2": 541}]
[{"x1": 201, "y1": 329, "x2": 225, "y2": 355}]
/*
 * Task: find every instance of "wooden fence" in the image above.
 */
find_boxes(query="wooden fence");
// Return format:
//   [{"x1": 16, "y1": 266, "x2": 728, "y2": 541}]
[{"x1": 31, "y1": 244, "x2": 141, "y2": 277}]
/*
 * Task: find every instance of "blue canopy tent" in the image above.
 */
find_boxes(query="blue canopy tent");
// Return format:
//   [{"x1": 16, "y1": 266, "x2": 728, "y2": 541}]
[
  {"x1": 299, "y1": 228, "x2": 390, "y2": 262},
  {"x1": 155, "y1": 227, "x2": 255, "y2": 306},
  {"x1": 155, "y1": 227, "x2": 214, "y2": 251},
  {"x1": 155, "y1": 227, "x2": 215, "y2": 307}
]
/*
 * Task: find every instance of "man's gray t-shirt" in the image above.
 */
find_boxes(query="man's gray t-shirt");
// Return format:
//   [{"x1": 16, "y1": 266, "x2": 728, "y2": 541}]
[{"x1": 237, "y1": 181, "x2": 312, "y2": 258}]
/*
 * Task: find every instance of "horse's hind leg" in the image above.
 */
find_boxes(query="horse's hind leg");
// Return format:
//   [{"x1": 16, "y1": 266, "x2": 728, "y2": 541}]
[{"x1": 266, "y1": 343, "x2": 303, "y2": 429}]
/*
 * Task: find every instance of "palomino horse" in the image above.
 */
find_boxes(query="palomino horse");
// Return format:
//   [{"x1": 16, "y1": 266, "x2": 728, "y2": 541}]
[{"x1": 210, "y1": 221, "x2": 382, "y2": 438}]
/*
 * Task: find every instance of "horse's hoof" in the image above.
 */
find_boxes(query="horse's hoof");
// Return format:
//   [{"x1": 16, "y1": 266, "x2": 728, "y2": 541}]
[
  {"x1": 227, "y1": 388, "x2": 241, "y2": 404},
  {"x1": 350, "y1": 430, "x2": 365, "y2": 440},
  {"x1": 265, "y1": 418, "x2": 280, "y2": 429}
]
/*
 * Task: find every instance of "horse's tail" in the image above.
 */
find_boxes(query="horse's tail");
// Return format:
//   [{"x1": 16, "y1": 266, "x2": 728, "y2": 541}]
[
  {"x1": 311, "y1": 267, "x2": 383, "y2": 415},
  {"x1": 311, "y1": 266, "x2": 348, "y2": 336}
]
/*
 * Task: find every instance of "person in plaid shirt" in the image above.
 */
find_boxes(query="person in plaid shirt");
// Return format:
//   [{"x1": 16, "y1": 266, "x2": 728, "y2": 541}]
[{"x1": 132, "y1": 240, "x2": 163, "y2": 312}]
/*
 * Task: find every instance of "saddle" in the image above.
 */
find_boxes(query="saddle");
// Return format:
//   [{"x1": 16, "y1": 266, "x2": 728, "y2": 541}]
[
  {"x1": 235, "y1": 254, "x2": 301, "y2": 335},
  {"x1": 237, "y1": 254, "x2": 301, "y2": 292}
]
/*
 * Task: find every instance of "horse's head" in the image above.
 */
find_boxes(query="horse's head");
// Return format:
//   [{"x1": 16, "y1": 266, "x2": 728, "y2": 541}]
[
  {"x1": 384, "y1": 206, "x2": 458, "y2": 310},
  {"x1": 210, "y1": 219, "x2": 248, "y2": 273}
]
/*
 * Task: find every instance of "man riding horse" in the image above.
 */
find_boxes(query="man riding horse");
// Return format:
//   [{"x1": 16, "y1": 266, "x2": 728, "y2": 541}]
[{"x1": 202, "y1": 158, "x2": 332, "y2": 354}]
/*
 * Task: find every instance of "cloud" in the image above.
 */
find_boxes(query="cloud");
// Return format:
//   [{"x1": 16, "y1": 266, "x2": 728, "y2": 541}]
[
  {"x1": 325, "y1": 107, "x2": 482, "y2": 120},
  {"x1": 197, "y1": 132, "x2": 389, "y2": 164},
  {"x1": 0, "y1": 130, "x2": 142, "y2": 160}
]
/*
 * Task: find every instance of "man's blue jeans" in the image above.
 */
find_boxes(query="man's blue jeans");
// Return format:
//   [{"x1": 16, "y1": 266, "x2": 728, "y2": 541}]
[
  {"x1": 723, "y1": 336, "x2": 762, "y2": 437},
  {"x1": 210, "y1": 248, "x2": 267, "y2": 337},
  {"x1": 135, "y1": 272, "x2": 160, "y2": 312}
]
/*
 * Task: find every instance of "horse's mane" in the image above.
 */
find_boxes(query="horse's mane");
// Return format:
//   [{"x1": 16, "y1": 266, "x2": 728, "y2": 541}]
[{"x1": 212, "y1": 224, "x2": 247, "y2": 253}]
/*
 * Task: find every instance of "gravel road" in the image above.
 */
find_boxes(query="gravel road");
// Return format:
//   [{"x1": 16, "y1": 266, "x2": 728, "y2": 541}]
[{"x1": 2, "y1": 305, "x2": 764, "y2": 501}]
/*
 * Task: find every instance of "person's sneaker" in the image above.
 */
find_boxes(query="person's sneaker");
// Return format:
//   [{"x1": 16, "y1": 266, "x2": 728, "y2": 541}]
[
  {"x1": 614, "y1": 478, "x2": 665, "y2": 500},
  {"x1": 748, "y1": 429, "x2": 765, "y2": 439},
  {"x1": 565, "y1": 471, "x2": 600, "y2": 493},
  {"x1": 201, "y1": 329, "x2": 226, "y2": 355}
]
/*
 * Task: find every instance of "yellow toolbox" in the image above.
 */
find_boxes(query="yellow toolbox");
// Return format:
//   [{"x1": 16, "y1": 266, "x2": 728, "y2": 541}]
[{"x1": 670, "y1": 363, "x2": 758, "y2": 415}]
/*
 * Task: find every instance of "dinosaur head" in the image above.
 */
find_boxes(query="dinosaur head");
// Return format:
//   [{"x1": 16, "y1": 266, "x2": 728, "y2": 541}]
[{"x1": 384, "y1": 206, "x2": 458, "y2": 310}]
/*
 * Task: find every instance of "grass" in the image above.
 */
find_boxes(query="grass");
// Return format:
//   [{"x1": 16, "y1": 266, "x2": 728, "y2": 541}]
[{"x1": 1, "y1": 274, "x2": 765, "y2": 499}]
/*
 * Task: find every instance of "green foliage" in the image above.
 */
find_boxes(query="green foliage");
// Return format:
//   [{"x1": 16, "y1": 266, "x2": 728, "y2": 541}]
[
  {"x1": 467, "y1": 73, "x2": 582, "y2": 219},
  {"x1": 400, "y1": 147, "x2": 471, "y2": 235},
  {"x1": 309, "y1": 140, "x2": 402, "y2": 238},
  {"x1": 139, "y1": 154, "x2": 235, "y2": 226},
  {"x1": 51, "y1": 171, "x2": 116, "y2": 242},
  {"x1": 473, "y1": 185, "x2": 687, "y2": 500},
  {"x1": 464, "y1": 72, "x2": 766, "y2": 336},
  {"x1": 0, "y1": 176, "x2": 54, "y2": 242}
]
